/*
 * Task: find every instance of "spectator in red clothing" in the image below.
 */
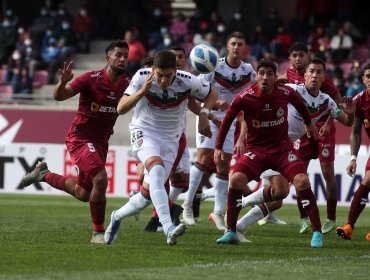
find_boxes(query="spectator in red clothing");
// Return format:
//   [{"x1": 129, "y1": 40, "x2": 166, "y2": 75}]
[
  {"x1": 73, "y1": 5, "x2": 93, "y2": 54},
  {"x1": 124, "y1": 30, "x2": 147, "y2": 76},
  {"x1": 170, "y1": 13, "x2": 188, "y2": 44},
  {"x1": 270, "y1": 25, "x2": 293, "y2": 59}
]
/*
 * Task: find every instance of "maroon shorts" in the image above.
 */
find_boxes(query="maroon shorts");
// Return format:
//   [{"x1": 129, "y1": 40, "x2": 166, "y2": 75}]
[
  {"x1": 233, "y1": 148, "x2": 306, "y2": 183},
  {"x1": 172, "y1": 132, "x2": 186, "y2": 172},
  {"x1": 66, "y1": 139, "x2": 107, "y2": 192},
  {"x1": 298, "y1": 123, "x2": 336, "y2": 163}
]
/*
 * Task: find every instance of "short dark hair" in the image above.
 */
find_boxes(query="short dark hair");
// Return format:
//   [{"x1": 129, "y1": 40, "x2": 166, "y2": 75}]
[
  {"x1": 288, "y1": 42, "x2": 308, "y2": 54},
  {"x1": 105, "y1": 40, "x2": 129, "y2": 55},
  {"x1": 307, "y1": 57, "x2": 326, "y2": 72},
  {"x1": 257, "y1": 60, "x2": 277, "y2": 74},
  {"x1": 153, "y1": 50, "x2": 176, "y2": 69},
  {"x1": 363, "y1": 63, "x2": 370, "y2": 73},
  {"x1": 141, "y1": 56, "x2": 154, "y2": 68},
  {"x1": 226, "y1": 31, "x2": 246, "y2": 43},
  {"x1": 170, "y1": 46, "x2": 185, "y2": 54}
]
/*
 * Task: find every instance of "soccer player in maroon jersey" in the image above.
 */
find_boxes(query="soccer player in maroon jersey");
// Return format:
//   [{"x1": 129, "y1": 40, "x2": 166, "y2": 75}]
[
  {"x1": 284, "y1": 42, "x2": 344, "y2": 234},
  {"x1": 336, "y1": 63, "x2": 370, "y2": 242},
  {"x1": 214, "y1": 60, "x2": 324, "y2": 248},
  {"x1": 20, "y1": 40, "x2": 130, "y2": 243}
]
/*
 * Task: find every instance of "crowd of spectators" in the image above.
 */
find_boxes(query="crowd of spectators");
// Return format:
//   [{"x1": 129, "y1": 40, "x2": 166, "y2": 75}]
[{"x1": 0, "y1": 1, "x2": 369, "y2": 99}]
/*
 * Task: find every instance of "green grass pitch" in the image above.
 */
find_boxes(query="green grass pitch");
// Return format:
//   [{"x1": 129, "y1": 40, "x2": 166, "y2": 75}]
[{"x1": 0, "y1": 194, "x2": 369, "y2": 280}]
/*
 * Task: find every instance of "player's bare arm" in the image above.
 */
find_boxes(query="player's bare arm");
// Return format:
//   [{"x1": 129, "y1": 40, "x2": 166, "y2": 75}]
[
  {"x1": 213, "y1": 99, "x2": 229, "y2": 111},
  {"x1": 117, "y1": 71, "x2": 154, "y2": 115},
  {"x1": 234, "y1": 113, "x2": 247, "y2": 156},
  {"x1": 347, "y1": 116, "x2": 362, "y2": 176},
  {"x1": 305, "y1": 122, "x2": 318, "y2": 140},
  {"x1": 188, "y1": 97, "x2": 221, "y2": 127},
  {"x1": 53, "y1": 61, "x2": 76, "y2": 101},
  {"x1": 198, "y1": 86, "x2": 218, "y2": 138}
]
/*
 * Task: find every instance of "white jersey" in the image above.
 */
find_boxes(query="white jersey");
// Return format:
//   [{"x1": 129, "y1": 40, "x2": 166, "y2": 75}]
[
  {"x1": 125, "y1": 68, "x2": 211, "y2": 140},
  {"x1": 286, "y1": 83, "x2": 343, "y2": 141},
  {"x1": 200, "y1": 58, "x2": 256, "y2": 119}
]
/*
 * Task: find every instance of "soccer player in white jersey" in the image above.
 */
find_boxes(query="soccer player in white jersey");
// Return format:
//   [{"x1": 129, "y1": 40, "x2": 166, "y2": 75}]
[
  {"x1": 235, "y1": 58, "x2": 355, "y2": 242},
  {"x1": 182, "y1": 32, "x2": 256, "y2": 230},
  {"x1": 104, "y1": 50, "x2": 218, "y2": 245}
]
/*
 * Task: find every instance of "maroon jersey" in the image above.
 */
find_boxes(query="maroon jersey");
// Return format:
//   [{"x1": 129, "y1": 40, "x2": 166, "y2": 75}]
[
  {"x1": 354, "y1": 88, "x2": 370, "y2": 140},
  {"x1": 216, "y1": 83, "x2": 312, "y2": 153},
  {"x1": 67, "y1": 69, "x2": 130, "y2": 143}
]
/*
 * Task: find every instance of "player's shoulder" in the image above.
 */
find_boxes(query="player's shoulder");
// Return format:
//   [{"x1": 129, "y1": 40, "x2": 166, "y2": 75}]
[
  {"x1": 138, "y1": 67, "x2": 152, "y2": 76},
  {"x1": 276, "y1": 82, "x2": 294, "y2": 95},
  {"x1": 239, "y1": 84, "x2": 256, "y2": 98},
  {"x1": 83, "y1": 69, "x2": 103, "y2": 79},
  {"x1": 176, "y1": 70, "x2": 193, "y2": 80}
]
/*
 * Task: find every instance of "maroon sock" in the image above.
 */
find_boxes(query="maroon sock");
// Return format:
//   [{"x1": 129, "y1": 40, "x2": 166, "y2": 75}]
[
  {"x1": 90, "y1": 200, "x2": 106, "y2": 232},
  {"x1": 192, "y1": 191, "x2": 202, "y2": 218},
  {"x1": 43, "y1": 172, "x2": 67, "y2": 191},
  {"x1": 298, "y1": 188, "x2": 321, "y2": 232},
  {"x1": 326, "y1": 197, "x2": 337, "y2": 221},
  {"x1": 296, "y1": 197, "x2": 307, "y2": 219},
  {"x1": 151, "y1": 208, "x2": 158, "y2": 218},
  {"x1": 348, "y1": 184, "x2": 370, "y2": 228},
  {"x1": 226, "y1": 188, "x2": 243, "y2": 232}
]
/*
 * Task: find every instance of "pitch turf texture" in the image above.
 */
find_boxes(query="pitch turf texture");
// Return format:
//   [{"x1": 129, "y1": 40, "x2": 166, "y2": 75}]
[{"x1": 0, "y1": 194, "x2": 369, "y2": 280}]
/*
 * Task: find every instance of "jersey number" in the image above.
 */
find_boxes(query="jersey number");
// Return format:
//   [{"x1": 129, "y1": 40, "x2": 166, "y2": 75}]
[{"x1": 87, "y1": 143, "x2": 96, "y2": 153}]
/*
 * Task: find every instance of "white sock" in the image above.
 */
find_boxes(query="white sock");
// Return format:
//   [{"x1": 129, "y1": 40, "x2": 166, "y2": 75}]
[
  {"x1": 236, "y1": 206, "x2": 265, "y2": 232},
  {"x1": 169, "y1": 186, "x2": 183, "y2": 203},
  {"x1": 184, "y1": 164, "x2": 204, "y2": 206},
  {"x1": 214, "y1": 177, "x2": 228, "y2": 214},
  {"x1": 114, "y1": 192, "x2": 151, "y2": 221},
  {"x1": 148, "y1": 165, "x2": 172, "y2": 234},
  {"x1": 203, "y1": 187, "x2": 215, "y2": 199},
  {"x1": 243, "y1": 187, "x2": 271, "y2": 207}
]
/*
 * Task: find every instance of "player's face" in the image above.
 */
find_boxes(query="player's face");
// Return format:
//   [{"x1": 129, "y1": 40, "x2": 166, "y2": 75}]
[
  {"x1": 362, "y1": 69, "x2": 370, "y2": 91},
  {"x1": 106, "y1": 47, "x2": 129, "y2": 75},
  {"x1": 257, "y1": 67, "x2": 276, "y2": 94},
  {"x1": 171, "y1": 50, "x2": 187, "y2": 71},
  {"x1": 304, "y1": 63, "x2": 325, "y2": 91},
  {"x1": 226, "y1": 37, "x2": 246, "y2": 60},
  {"x1": 153, "y1": 67, "x2": 176, "y2": 89},
  {"x1": 289, "y1": 50, "x2": 309, "y2": 71}
]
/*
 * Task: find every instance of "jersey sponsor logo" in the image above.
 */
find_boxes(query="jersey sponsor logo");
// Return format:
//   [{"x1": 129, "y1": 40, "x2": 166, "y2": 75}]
[
  {"x1": 360, "y1": 198, "x2": 368, "y2": 205},
  {"x1": 288, "y1": 152, "x2": 297, "y2": 162},
  {"x1": 90, "y1": 72, "x2": 102, "y2": 78},
  {"x1": 240, "y1": 87, "x2": 254, "y2": 98},
  {"x1": 90, "y1": 102, "x2": 117, "y2": 113},
  {"x1": 277, "y1": 85, "x2": 290, "y2": 96},
  {"x1": 252, "y1": 117, "x2": 284, "y2": 128},
  {"x1": 263, "y1": 104, "x2": 272, "y2": 111}
]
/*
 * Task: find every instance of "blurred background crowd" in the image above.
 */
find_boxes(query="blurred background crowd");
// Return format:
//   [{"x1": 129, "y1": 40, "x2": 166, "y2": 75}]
[{"x1": 0, "y1": 0, "x2": 369, "y2": 100}]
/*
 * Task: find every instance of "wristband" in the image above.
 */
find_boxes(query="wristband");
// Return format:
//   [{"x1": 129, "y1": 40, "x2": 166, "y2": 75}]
[
  {"x1": 351, "y1": 155, "x2": 357, "y2": 161},
  {"x1": 200, "y1": 108, "x2": 210, "y2": 115}
]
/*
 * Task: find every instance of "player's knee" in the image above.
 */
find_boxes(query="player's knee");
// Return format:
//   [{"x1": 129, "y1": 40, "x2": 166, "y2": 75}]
[
  {"x1": 75, "y1": 187, "x2": 90, "y2": 202},
  {"x1": 230, "y1": 172, "x2": 247, "y2": 190},
  {"x1": 293, "y1": 173, "x2": 310, "y2": 191}
]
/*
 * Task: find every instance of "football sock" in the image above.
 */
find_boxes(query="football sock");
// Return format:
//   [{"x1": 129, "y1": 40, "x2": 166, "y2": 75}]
[
  {"x1": 298, "y1": 188, "x2": 321, "y2": 232},
  {"x1": 296, "y1": 196, "x2": 307, "y2": 219},
  {"x1": 43, "y1": 172, "x2": 67, "y2": 191},
  {"x1": 169, "y1": 186, "x2": 183, "y2": 202},
  {"x1": 326, "y1": 197, "x2": 337, "y2": 221},
  {"x1": 90, "y1": 200, "x2": 106, "y2": 232},
  {"x1": 214, "y1": 173, "x2": 228, "y2": 214},
  {"x1": 114, "y1": 192, "x2": 151, "y2": 220},
  {"x1": 226, "y1": 188, "x2": 243, "y2": 232},
  {"x1": 237, "y1": 203, "x2": 268, "y2": 232},
  {"x1": 184, "y1": 162, "x2": 206, "y2": 205},
  {"x1": 192, "y1": 191, "x2": 202, "y2": 218},
  {"x1": 348, "y1": 184, "x2": 369, "y2": 228}
]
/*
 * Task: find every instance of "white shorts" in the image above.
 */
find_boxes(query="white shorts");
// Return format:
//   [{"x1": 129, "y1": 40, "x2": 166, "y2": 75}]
[
  {"x1": 130, "y1": 129, "x2": 179, "y2": 180},
  {"x1": 175, "y1": 147, "x2": 190, "y2": 174},
  {"x1": 195, "y1": 117, "x2": 235, "y2": 154},
  {"x1": 260, "y1": 169, "x2": 281, "y2": 186}
]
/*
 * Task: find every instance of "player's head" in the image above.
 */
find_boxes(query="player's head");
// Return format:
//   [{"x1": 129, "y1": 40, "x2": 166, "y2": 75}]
[
  {"x1": 141, "y1": 56, "x2": 154, "y2": 68},
  {"x1": 256, "y1": 60, "x2": 277, "y2": 94},
  {"x1": 153, "y1": 50, "x2": 177, "y2": 89},
  {"x1": 288, "y1": 42, "x2": 309, "y2": 71},
  {"x1": 226, "y1": 31, "x2": 246, "y2": 61},
  {"x1": 105, "y1": 40, "x2": 129, "y2": 75},
  {"x1": 170, "y1": 46, "x2": 187, "y2": 71},
  {"x1": 304, "y1": 57, "x2": 326, "y2": 92},
  {"x1": 362, "y1": 63, "x2": 370, "y2": 90}
]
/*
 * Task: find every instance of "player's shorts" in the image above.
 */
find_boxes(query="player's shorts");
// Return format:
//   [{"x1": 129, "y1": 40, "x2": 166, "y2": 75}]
[
  {"x1": 175, "y1": 147, "x2": 190, "y2": 174},
  {"x1": 195, "y1": 117, "x2": 236, "y2": 154},
  {"x1": 233, "y1": 147, "x2": 306, "y2": 183},
  {"x1": 66, "y1": 138, "x2": 107, "y2": 192},
  {"x1": 130, "y1": 129, "x2": 179, "y2": 180},
  {"x1": 298, "y1": 122, "x2": 336, "y2": 163}
]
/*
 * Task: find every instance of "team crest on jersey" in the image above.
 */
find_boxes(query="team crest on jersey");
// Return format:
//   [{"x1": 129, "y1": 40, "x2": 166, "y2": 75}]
[
  {"x1": 288, "y1": 152, "x2": 297, "y2": 162},
  {"x1": 73, "y1": 164, "x2": 80, "y2": 176},
  {"x1": 322, "y1": 148, "x2": 329, "y2": 158},
  {"x1": 276, "y1": 107, "x2": 284, "y2": 118},
  {"x1": 135, "y1": 138, "x2": 143, "y2": 148},
  {"x1": 199, "y1": 135, "x2": 205, "y2": 143}
]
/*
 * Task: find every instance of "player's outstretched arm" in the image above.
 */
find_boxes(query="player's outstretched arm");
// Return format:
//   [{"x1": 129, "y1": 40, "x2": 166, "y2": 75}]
[
  {"x1": 53, "y1": 61, "x2": 75, "y2": 101},
  {"x1": 336, "y1": 96, "x2": 355, "y2": 126},
  {"x1": 197, "y1": 86, "x2": 218, "y2": 138}
]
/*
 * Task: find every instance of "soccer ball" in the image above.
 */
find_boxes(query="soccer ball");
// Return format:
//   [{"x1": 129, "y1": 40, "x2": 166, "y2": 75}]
[{"x1": 189, "y1": 44, "x2": 219, "y2": 73}]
